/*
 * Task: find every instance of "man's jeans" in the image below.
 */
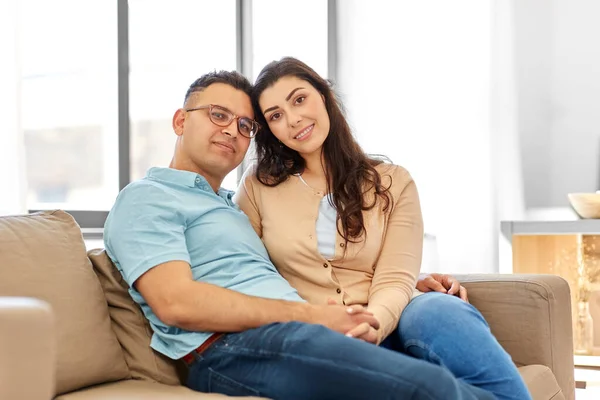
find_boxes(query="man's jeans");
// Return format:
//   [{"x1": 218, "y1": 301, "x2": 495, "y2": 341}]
[
  {"x1": 185, "y1": 321, "x2": 494, "y2": 399},
  {"x1": 384, "y1": 292, "x2": 532, "y2": 400}
]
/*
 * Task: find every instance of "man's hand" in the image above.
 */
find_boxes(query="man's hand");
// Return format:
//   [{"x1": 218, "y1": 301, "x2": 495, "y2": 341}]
[
  {"x1": 325, "y1": 299, "x2": 379, "y2": 344},
  {"x1": 416, "y1": 273, "x2": 469, "y2": 302}
]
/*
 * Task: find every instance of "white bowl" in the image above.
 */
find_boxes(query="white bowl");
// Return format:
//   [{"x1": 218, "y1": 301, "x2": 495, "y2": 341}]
[{"x1": 568, "y1": 192, "x2": 600, "y2": 219}]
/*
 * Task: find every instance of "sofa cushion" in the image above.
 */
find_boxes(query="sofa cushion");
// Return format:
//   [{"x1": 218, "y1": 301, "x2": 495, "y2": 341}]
[
  {"x1": 0, "y1": 211, "x2": 130, "y2": 395},
  {"x1": 88, "y1": 248, "x2": 185, "y2": 385},
  {"x1": 518, "y1": 365, "x2": 564, "y2": 400},
  {"x1": 55, "y1": 380, "x2": 267, "y2": 399}
]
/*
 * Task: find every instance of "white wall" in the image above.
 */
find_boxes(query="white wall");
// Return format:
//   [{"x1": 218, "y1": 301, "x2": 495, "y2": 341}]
[
  {"x1": 492, "y1": 0, "x2": 525, "y2": 224},
  {"x1": 550, "y1": 0, "x2": 600, "y2": 203},
  {"x1": 337, "y1": 1, "x2": 502, "y2": 273},
  {"x1": 516, "y1": 0, "x2": 600, "y2": 208},
  {"x1": 0, "y1": 0, "x2": 27, "y2": 216}
]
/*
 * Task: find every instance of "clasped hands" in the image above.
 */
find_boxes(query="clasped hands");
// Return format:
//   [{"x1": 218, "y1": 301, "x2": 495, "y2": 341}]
[
  {"x1": 325, "y1": 298, "x2": 380, "y2": 344},
  {"x1": 323, "y1": 273, "x2": 468, "y2": 345}
]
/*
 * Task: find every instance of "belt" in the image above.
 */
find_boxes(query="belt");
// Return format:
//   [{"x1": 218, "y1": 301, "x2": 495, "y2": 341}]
[{"x1": 181, "y1": 333, "x2": 225, "y2": 366}]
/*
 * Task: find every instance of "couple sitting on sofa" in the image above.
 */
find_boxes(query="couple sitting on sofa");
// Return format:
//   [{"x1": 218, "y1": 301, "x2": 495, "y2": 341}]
[{"x1": 104, "y1": 57, "x2": 531, "y2": 399}]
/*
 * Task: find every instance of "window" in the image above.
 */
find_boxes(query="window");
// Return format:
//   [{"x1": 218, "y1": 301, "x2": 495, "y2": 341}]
[
  {"x1": 19, "y1": 0, "x2": 118, "y2": 210},
  {"x1": 14, "y1": 0, "x2": 333, "y2": 228},
  {"x1": 129, "y1": 0, "x2": 238, "y2": 189}
]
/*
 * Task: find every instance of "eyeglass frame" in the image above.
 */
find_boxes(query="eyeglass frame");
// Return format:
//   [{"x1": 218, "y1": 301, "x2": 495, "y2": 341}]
[{"x1": 185, "y1": 104, "x2": 260, "y2": 138}]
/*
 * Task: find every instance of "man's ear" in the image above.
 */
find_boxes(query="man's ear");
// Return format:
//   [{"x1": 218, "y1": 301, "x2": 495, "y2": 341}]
[{"x1": 172, "y1": 108, "x2": 186, "y2": 136}]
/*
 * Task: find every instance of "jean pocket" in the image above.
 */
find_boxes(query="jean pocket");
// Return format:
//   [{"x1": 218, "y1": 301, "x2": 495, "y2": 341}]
[{"x1": 208, "y1": 367, "x2": 261, "y2": 397}]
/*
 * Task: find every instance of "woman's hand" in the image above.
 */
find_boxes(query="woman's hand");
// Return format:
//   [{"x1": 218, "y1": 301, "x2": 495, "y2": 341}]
[
  {"x1": 416, "y1": 273, "x2": 469, "y2": 302},
  {"x1": 344, "y1": 322, "x2": 379, "y2": 344}
]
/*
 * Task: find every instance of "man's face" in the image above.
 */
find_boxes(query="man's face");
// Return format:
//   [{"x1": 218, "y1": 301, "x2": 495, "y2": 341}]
[{"x1": 173, "y1": 83, "x2": 253, "y2": 178}]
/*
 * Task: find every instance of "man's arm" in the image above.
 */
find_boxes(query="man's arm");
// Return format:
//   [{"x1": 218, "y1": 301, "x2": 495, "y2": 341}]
[
  {"x1": 135, "y1": 260, "x2": 380, "y2": 334},
  {"x1": 105, "y1": 183, "x2": 377, "y2": 334}
]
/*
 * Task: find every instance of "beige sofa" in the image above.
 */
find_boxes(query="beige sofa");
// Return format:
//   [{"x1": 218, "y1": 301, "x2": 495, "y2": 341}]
[{"x1": 0, "y1": 211, "x2": 574, "y2": 400}]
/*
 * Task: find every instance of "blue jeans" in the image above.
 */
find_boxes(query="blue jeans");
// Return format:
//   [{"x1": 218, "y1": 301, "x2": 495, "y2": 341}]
[
  {"x1": 383, "y1": 292, "x2": 532, "y2": 400},
  {"x1": 185, "y1": 321, "x2": 494, "y2": 399}
]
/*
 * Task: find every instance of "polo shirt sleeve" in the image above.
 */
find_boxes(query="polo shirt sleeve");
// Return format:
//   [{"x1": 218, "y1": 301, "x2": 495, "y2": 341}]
[{"x1": 104, "y1": 182, "x2": 191, "y2": 288}]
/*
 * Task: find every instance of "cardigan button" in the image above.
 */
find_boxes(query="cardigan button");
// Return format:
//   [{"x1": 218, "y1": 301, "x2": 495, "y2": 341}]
[
  {"x1": 339, "y1": 243, "x2": 345, "y2": 248},
  {"x1": 336, "y1": 288, "x2": 342, "y2": 294},
  {"x1": 323, "y1": 263, "x2": 329, "y2": 268}
]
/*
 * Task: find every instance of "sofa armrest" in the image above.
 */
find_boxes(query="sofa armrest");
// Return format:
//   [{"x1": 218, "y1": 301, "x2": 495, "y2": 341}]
[
  {"x1": 453, "y1": 274, "x2": 574, "y2": 399},
  {"x1": 0, "y1": 297, "x2": 56, "y2": 400}
]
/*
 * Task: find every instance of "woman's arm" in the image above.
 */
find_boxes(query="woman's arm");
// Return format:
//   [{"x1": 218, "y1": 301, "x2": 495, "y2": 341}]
[
  {"x1": 232, "y1": 166, "x2": 263, "y2": 238},
  {"x1": 367, "y1": 167, "x2": 424, "y2": 343}
]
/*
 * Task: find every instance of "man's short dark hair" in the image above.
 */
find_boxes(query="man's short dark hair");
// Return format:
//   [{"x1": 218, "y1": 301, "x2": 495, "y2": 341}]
[{"x1": 184, "y1": 70, "x2": 252, "y2": 106}]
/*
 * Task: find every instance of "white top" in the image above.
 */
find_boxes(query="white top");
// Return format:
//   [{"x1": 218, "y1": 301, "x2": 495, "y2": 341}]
[
  {"x1": 297, "y1": 175, "x2": 337, "y2": 259},
  {"x1": 316, "y1": 194, "x2": 337, "y2": 259}
]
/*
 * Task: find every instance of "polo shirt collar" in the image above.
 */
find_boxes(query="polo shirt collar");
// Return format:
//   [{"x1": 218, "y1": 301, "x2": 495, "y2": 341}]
[
  {"x1": 146, "y1": 167, "x2": 199, "y2": 188},
  {"x1": 146, "y1": 167, "x2": 235, "y2": 203}
]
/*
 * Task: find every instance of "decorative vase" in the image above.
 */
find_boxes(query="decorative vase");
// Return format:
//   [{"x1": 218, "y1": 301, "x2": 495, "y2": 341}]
[{"x1": 574, "y1": 300, "x2": 594, "y2": 355}]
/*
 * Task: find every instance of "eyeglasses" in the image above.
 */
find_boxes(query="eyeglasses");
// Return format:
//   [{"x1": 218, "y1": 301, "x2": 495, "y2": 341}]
[{"x1": 185, "y1": 104, "x2": 259, "y2": 138}]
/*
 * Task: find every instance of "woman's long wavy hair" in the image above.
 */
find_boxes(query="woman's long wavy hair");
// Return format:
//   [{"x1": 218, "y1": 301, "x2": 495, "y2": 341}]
[{"x1": 252, "y1": 57, "x2": 393, "y2": 243}]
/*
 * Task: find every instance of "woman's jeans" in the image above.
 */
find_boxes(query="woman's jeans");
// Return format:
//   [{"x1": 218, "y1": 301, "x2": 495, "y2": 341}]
[
  {"x1": 185, "y1": 321, "x2": 494, "y2": 399},
  {"x1": 383, "y1": 292, "x2": 532, "y2": 400}
]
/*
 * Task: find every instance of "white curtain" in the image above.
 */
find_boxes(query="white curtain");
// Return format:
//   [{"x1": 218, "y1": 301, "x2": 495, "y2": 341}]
[
  {"x1": 0, "y1": 0, "x2": 27, "y2": 216},
  {"x1": 337, "y1": 0, "x2": 524, "y2": 273},
  {"x1": 491, "y1": 0, "x2": 526, "y2": 271}
]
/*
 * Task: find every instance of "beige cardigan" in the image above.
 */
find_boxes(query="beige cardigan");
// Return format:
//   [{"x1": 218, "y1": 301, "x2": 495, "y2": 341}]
[{"x1": 233, "y1": 163, "x2": 424, "y2": 342}]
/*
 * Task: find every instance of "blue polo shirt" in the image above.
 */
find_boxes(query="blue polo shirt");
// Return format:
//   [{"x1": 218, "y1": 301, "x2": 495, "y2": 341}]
[{"x1": 104, "y1": 167, "x2": 303, "y2": 359}]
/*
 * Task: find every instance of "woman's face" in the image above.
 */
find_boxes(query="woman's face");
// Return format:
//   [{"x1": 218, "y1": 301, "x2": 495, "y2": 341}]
[{"x1": 258, "y1": 76, "x2": 330, "y2": 158}]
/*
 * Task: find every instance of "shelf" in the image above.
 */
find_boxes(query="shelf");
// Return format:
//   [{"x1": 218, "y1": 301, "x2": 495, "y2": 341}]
[{"x1": 501, "y1": 220, "x2": 600, "y2": 240}]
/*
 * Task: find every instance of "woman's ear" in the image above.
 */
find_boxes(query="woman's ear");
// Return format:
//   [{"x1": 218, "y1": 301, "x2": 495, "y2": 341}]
[
  {"x1": 321, "y1": 93, "x2": 326, "y2": 104},
  {"x1": 172, "y1": 108, "x2": 186, "y2": 136}
]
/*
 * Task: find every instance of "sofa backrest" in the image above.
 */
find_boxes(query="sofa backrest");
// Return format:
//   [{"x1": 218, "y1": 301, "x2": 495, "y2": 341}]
[
  {"x1": 88, "y1": 248, "x2": 186, "y2": 385},
  {"x1": 0, "y1": 211, "x2": 130, "y2": 396}
]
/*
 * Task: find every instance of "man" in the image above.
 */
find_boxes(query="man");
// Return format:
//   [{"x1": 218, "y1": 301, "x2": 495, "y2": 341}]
[{"x1": 104, "y1": 70, "x2": 493, "y2": 399}]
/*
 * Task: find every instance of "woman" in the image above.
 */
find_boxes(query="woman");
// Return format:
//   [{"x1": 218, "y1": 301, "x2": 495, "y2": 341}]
[{"x1": 234, "y1": 57, "x2": 530, "y2": 400}]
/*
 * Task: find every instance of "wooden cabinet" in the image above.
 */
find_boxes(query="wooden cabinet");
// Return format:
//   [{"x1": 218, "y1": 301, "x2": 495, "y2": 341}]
[{"x1": 501, "y1": 220, "x2": 600, "y2": 360}]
